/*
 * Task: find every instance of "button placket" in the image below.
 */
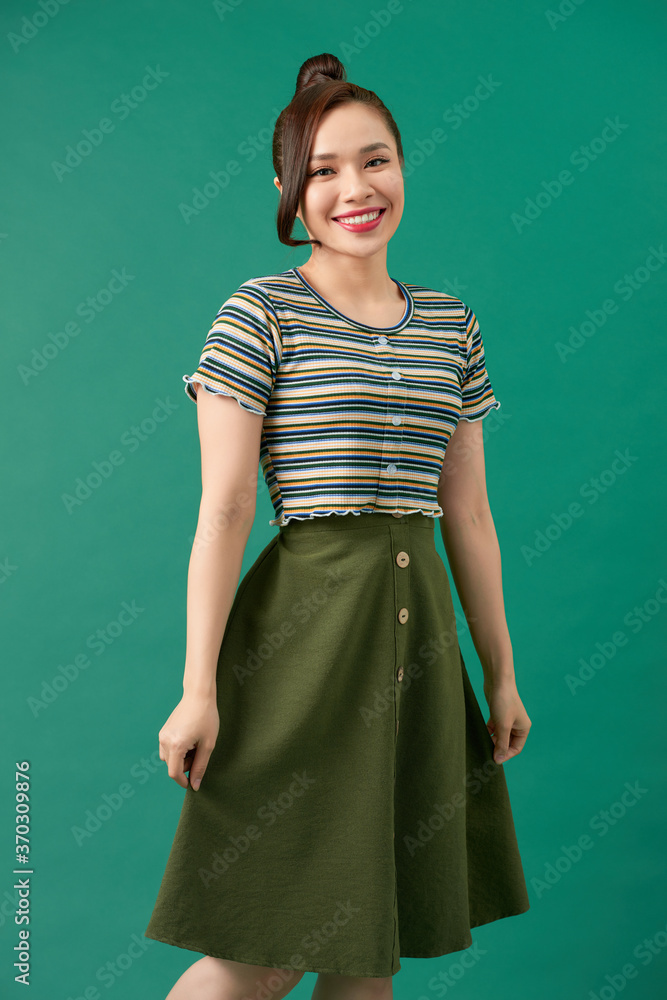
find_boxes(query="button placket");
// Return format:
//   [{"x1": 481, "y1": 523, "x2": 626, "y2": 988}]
[
  {"x1": 379, "y1": 360, "x2": 408, "y2": 511},
  {"x1": 390, "y1": 526, "x2": 410, "y2": 856},
  {"x1": 390, "y1": 525, "x2": 411, "y2": 744}
]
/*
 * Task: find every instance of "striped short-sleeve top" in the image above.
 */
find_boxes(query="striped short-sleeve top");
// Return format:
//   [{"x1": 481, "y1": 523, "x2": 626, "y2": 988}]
[{"x1": 183, "y1": 267, "x2": 501, "y2": 527}]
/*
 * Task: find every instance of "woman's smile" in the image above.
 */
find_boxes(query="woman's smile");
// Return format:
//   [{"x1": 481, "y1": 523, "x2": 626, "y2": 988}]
[{"x1": 331, "y1": 207, "x2": 386, "y2": 232}]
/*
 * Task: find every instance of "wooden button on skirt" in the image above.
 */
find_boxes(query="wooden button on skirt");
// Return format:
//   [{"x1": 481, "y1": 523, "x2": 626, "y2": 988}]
[{"x1": 144, "y1": 511, "x2": 530, "y2": 977}]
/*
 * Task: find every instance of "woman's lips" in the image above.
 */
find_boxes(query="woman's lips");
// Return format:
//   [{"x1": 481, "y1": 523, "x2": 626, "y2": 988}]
[{"x1": 332, "y1": 208, "x2": 386, "y2": 232}]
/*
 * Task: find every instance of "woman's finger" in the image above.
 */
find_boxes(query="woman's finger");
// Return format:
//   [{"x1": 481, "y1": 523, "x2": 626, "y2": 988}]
[
  {"x1": 187, "y1": 742, "x2": 216, "y2": 791},
  {"x1": 164, "y1": 744, "x2": 194, "y2": 789}
]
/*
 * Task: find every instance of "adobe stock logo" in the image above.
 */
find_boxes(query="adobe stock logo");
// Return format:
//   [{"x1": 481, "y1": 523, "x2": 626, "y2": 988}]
[
  {"x1": 26, "y1": 600, "x2": 145, "y2": 717},
  {"x1": 8, "y1": 0, "x2": 70, "y2": 53},
  {"x1": 520, "y1": 448, "x2": 638, "y2": 566},
  {"x1": 50, "y1": 66, "x2": 170, "y2": 181},
  {"x1": 555, "y1": 245, "x2": 667, "y2": 362},
  {"x1": 510, "y1": 117, "x2": 629, "y2": 234},
  {"x1": 60, "y1": 397, "x2": 179, "y2": 514}
]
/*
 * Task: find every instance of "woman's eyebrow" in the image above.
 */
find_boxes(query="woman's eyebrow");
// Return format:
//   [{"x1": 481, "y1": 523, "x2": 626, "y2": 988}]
[{"x1": 308, "y1": 142, "x2": 391, "y2": 163}]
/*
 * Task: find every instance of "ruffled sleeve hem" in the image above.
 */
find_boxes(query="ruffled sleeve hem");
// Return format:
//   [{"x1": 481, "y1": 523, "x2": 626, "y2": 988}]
[
  {"x1": 459, "y1": 399, "x2": 501, "y2": 423},
  {"x1": 182, "y1": 375, "x2": 265, "y2": 415}
]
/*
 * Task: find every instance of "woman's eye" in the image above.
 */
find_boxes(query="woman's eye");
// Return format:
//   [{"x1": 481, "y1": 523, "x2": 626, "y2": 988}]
[{"x1": 309, "y1": 157, "x2": 389, "y2": 177}]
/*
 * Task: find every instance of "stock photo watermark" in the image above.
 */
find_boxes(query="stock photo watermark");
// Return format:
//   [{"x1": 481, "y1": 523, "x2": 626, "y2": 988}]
[
  {"x1": 520, "y1": 447, "x2": 638, "y2": 566},
  {"x1": 1, "y1": 557, "x2": 18, "y2": 584},
  {"x1": 511, "y1": 117, "x2": 628, "y2": 234},
  {"x1": 26, "y1": 600, "x2": 144, "y2": 717},
  {"x1": 359, "y1": 610, "x2": 476, "y2": 729},
  {"x1": 61, "y1": 931, "x2": 155, "y2": 999},
  {"x1": 402, "y1": 759, "x2": 501, "y2": 858},
  {"x1": 297, "y1": 900, "x2": 362, "y2": 961},
  {"x1": 545, "y1": 0, "x2": 588, "y2": 31},
  {"x1": 440, "y1": 406, "x2": 510, "y2": 479},
  {"x1": 7, "y1": 0, "x2": 70, "y2": 53},
  {"x1": 188, "y1": 465, "x2": 270, "y2": 551},
  {"x1": 278, "y1": 900, "x2": 362, "y2": 971},
  {"x1": 401, "y1": 75, "x2": 502, "y2": 179},
  {"x1": 61, "y1": 397, "x2": 179, "y2": 513},
  {"x1": 70, "y1": 750, "x2": 163, "y2": 846},
  {"x1": 565, "y1": 577, "x2": 667, "y2": 694},
  {"x1": 339, "y1": 0, "x2": 418, "y2": 61},
  {"x1": 178, "y1": 107, "x2": 281, "y2": 223},
  {"x1": 18, "y1": 268, "x2": 135, "y2": 385},
  {"x1": 530, "y1": 779, "x2": 648, "y2": 899},
  {"x1": 198, "y1": 771, "x2": 317, "y2": 887},
  {"x1": 555, "y1": 245, "x2": 667, "y2": 362},
  {"x1": 51, "y1": 66, "x2": 169, "y2": 181},
  {"x1": 231, "y1": 565, "x2": 345, "y2": 685},
  {"x1": 417, "y1": 941, "x2": 487, "y2": 1000},
  {"x1": 586, "y1": 917, "x2": 667, "y2": 1000},
  {"x1": 212, "y1": 0, "x2": 246, "y2": 21}
]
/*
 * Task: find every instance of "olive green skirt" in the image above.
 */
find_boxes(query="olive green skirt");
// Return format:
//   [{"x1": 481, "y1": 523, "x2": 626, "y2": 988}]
[{"x1": 144, "y1": 511, "x2": 530, "y2": 977}]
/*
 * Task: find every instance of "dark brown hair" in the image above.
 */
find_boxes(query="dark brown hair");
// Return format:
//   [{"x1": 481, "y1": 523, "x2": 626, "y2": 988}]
[{"x1": 272, "y1": 53, "x2": 405, "y2": 248}]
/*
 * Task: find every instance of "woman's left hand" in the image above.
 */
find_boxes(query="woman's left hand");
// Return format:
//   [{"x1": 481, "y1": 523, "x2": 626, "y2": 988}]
[{"x1": 483, "y1": 678, "x2": 532, "y2": 764}]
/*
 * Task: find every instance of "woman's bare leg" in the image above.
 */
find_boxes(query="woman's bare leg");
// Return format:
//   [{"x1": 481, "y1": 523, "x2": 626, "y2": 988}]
[
  {"x1": 165, "y1": 956, "x2": 305, "y2": 1000},
  {"x1": 311, "y1": 973, "x2": 393, "y2": 1000}
]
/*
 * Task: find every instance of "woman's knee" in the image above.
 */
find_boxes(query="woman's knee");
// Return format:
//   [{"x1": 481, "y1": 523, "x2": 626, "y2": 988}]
[
  {"x1": 313, "y1": 972, "x2": 393, "y2": 999},
  {"x1": 204, "y1": 956, "x2": 306, "y2": 998},
  {"x1": 166, "y1": 955, "x2": 305, "y2": 1000}
]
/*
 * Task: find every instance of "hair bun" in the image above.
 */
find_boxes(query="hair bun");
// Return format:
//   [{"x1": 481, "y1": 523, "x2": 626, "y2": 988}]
[{"x1": 295, "y1": 53, "x2": 346, "y2": 94}]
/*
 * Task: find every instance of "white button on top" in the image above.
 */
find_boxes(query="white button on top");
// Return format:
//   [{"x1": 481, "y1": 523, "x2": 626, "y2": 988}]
[
  {"x1": 378, "y1": 336, "x2": 388, "y2": 345},
  {"x1": 392, "y1": 416, "x2": 401, "y2": 426},
  {"x1": 387, "y1": 463, "x2": 398, "y2": 474},
  {"x1": 391, "y1": 370, "x2": 401, "y2": 380}
]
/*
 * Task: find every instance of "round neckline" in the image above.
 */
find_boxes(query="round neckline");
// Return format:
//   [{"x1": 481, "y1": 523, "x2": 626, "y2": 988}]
[{"x1": 291, "y1": 266, "x2": 414, "y2": 333}]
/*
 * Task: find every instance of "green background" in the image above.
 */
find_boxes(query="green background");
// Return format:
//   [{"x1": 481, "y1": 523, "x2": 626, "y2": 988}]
[{"x1": 1, "y1": 0, "x2": 666, "y2": 997}]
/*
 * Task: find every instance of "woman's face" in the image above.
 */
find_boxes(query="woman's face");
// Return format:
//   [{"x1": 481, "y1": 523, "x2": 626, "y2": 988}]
[{"x1": 277, "y1": 102, "x2": 404, "y2": 259}]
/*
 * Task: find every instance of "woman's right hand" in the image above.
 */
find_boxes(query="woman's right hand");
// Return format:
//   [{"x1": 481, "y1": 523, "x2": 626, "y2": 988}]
[{"x1": 158, "y1": 693, "x2": 220, "y2": 791}]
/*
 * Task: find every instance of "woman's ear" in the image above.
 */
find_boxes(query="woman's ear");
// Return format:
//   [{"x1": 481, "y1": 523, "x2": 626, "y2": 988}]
[{"x1": 273, "y1": 177, "x2": 282, "y2": 194}]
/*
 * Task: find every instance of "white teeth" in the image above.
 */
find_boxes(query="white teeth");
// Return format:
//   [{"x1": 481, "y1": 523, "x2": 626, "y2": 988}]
[{"x1": 336, "y1": 210, "x2": 382, "y2": 225}]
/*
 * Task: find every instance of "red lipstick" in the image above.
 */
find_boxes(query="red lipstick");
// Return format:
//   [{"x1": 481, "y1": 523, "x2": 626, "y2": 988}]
[{"x1": 332, "y1": 207, "x2": 386, "y2": 233}]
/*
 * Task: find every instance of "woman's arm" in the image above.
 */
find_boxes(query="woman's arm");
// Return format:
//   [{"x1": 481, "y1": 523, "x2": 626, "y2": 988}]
[
  {"x1": 437, "y1": 417, "x2": 514, "y2": 683},
  {"x1": 159, "y1": 386, "x2": 264, "y2": 789},
  {"x1": 182, "y1": 386, "x2": 264, "y2": 697},
  {"x1": 436, "y1": 417, "x2": 531, "y2": 762}
]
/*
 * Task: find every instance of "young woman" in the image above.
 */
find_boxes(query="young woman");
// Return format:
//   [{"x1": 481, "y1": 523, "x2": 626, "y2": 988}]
[{"x1": 145, "y1": 52, "x2": 532, "y2": 1000}]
